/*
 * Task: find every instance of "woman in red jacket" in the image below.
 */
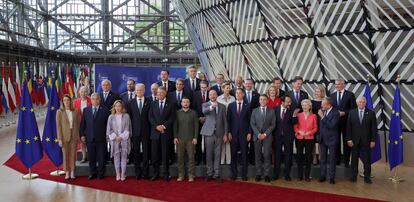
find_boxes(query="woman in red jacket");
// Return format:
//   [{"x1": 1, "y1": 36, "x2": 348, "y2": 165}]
[
  {"x1": 73, "y1": 86, "x2": 91, "y2": 163},
  {"x1": 266, "y1": 86, "x2": 281, "y2": 109},
  {"x1": 294, "y1": 99, "x2": 318, "y2": 181}
]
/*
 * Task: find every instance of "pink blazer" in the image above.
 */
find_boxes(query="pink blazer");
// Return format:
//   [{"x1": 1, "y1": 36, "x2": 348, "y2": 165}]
[{"x1": 294, "y1": 112, "x2": 318, "y2": 140}]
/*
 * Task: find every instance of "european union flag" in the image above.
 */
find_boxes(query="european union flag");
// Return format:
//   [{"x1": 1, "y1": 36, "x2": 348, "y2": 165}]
[
  {"x1": 15, "y1": 80, "x2": 43, "y2": 168},
  {"x1": 42, "y1": 79, "x2": 62, "y2": 167},
  {"x1": 361, "y1": 83, "x2": 381, "y2": 164},
  {"x1": 388, "y1": 84, "x2": 403, "y2": 170}
]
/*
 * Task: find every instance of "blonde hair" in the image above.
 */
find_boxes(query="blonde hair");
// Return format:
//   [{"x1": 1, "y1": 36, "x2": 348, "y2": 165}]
[
  {"x1": 266, "y1": 85, "x2": 279, "y2": 97},
  {"x1": 110, "y1": 100, "x2": 126, "y2": 114},
  {"x1": 314, "y1": 85, "x2": 326, "y2": 99},
  {"x1": 60, "y1": 94, "x2": 74, "y2": 111},
  {"x1": 301, "y1": 99, "x2": 312, "y2": 112}
]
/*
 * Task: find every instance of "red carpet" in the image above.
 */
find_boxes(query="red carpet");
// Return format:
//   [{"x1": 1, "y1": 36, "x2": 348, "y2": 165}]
[{"x1": 4, "y1": 154, "x2": 384, "y2": 202}]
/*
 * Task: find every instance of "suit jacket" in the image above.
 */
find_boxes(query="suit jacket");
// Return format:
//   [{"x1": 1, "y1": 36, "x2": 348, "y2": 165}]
[
  {"x1": 120, "y1": 91, "x2": 136, "y2": 104},
  {"x1": 273, "y1": 106, "x2": 298, "y2": 140},
  {"x1": 227, "y1": 101, "x2": 251, "y2": 136},
  {"x1": 148, "y1": 100, "x2": 176, "y2": 140},
  {"x1": 294, "y1": 113, "x2": 318, "y2": 140},
  {"x1": 346, "y1": 108, "x2": 377, "y2": 146},
  {"x1": 80, "y1": 105, "x2": 111, "y2": 143},
  {"x1": 230, "y1": 86, "x2": 245, "y2": 97},
  {"x1": 148, "y1": 95, "x2": 158, "y2": 103},
  {"x1": 56, "y1": 109, "x2": 80, "y2": 142},
  {"x1": 99, "y1": 91, "x2": 120, "y2": 109},
  {"x1": 318, "y1": 108, "x2": 340, "y2": 146},
  {"x1": 157, "y1": 80, "x2": 176, "y2": 92},
  {"x1": 73, "y1": 97, "x2": 92, "y2": 119},
  {"x1": 127, "y1": 97, "x2": 151, "y2": 139},
  {"x1": 288, "y1": 90, "x2": 309, "y2": 111},
  {"x1": 200, "y1": 101, "x2": 227, "y2": 137},
  {"x1": 167, "y1": 90, "x2": 191, "y2": 109},
  {"x1": 330, "y1": 90, "x2": 356, "y2": 121},
  {"x1": 192, "y1": 90, "x2": 210, "y2": 117},
  {"x1": 211, "y1": 84, "x2": 224, "y2": 96},
  {"x1": 244, "y1": 90, "x2": 260, "y2": 110},
  {"x1": 184, "y1": 78, "x2": 200, "y2": 93},
  {"x1": 250, "y1": 107, "x2": 276, "y2": 141}
]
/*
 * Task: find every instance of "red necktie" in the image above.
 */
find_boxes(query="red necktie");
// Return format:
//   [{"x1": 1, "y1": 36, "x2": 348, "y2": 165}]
[
  {"x1": 281, "y1": 108, "x2": 286, "y2": 119},
  {"x1": 202, "y1": 93, "x2": 206, "y2": 103}
]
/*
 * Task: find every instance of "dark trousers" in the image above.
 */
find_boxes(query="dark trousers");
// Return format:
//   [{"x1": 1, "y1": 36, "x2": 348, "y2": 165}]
[
  {"x1": 230, "y1": 134, "x2": 248, "y2": 177},
  {"x1": 248, "y1": 139, "x2": 255, "y2": 164},
  {"x1": 273, "y1": 135, "x2": 294, "y2": 178},
  {"x1": 151, "y1": 135, "x2": 170, "y2": 177},
  {"x1": 87, "y1": 141, "x2": 107, "y2": 177},
  {"x1": 132, "y1": 135, "x2": 150, "y2": 178},
  {"x1": 337, "y1": 120, "x2": 351, "y2": 165},
  {"x1": 320, "y1": 142, "x2": 337, "y2": 179},
  {"x1": 351, "y1": 143, "x2": 371, "y2": 178},
  {"x1": 195, "y1": 123, "x2": 205, "y2": 164},
  {"x1": 295, "y1": 138, "x2": 314, "y2": 179}
]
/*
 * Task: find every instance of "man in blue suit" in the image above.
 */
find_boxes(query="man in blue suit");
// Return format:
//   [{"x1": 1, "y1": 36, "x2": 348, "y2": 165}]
[
  {"x1": 80, "y1": 93, "x2": 111, "y2": 180},
  {"x1": 227, "y1": 88, "x2": 251, "y2": 181},
  {"x1": 318, "y1": 97, "x2": 340, "y2": 184}
]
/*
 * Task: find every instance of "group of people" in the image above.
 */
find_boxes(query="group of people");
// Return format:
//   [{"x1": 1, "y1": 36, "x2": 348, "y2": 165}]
[{"x1": 55, "y1": 66, "x2": 378, "y2": 185}]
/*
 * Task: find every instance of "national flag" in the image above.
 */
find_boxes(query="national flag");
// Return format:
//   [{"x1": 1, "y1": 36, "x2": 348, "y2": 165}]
[
  {"x1": 2, "y1": 64, "x2": 14, "y2": 112},
  {"x1": 7, "y1": 63, "x2": 17, "y2": 112},
  {"x1": 42, "y1": 78, "x2": 62, "y2": 167},
  {"x1": 361, "y1": 83, "x2": 381, "y2": 164},
  {"x1": 15, "y1": 80, "x2": 43, "y2": 168},
  {"x1": 0, "y1": 91, "x2": 5, "y2": 115},
  {"x1": 37, "y1": 64, "x2": 46, "y2": 106},
  {"x1": 388, "y1": 84, "x2": 403, "y2": 170},
  {"x1": 15, "y1": 62, "x2": 21, "y2": 106}
]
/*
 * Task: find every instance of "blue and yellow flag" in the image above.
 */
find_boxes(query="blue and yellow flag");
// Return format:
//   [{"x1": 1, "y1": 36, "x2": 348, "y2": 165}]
[
  {"x1": 388, "y1": 84, "x2": 403, "y2": 170},
  {"x1": 15, "y1": 80, "x2": 43, "y2": 168},
  {"x1": 362, "y1": 83, "x2": 381, "y2": 164},
  {"x1": 42, "y1": 79, "x2": 62, "y2": 167}
]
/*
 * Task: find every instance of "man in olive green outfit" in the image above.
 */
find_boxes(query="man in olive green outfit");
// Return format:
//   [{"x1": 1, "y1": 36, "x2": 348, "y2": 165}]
[{"x1": 173, "y1": 96, "x2": 199, "y2": 182}]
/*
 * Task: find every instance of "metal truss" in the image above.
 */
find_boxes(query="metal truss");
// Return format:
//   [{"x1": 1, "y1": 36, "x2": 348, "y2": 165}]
[{"x1": 173, "y1": 0, "x2": 414, "y2": 132}]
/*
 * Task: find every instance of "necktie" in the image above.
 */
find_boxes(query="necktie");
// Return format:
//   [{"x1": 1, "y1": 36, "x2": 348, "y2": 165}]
[
  {"x1": 93, "y1": 107, "x2": 97, "y2": 118},
  {"x1": 281, "y1": 108, "x2": 286, "y2": 119},
  {"x1": 138, "y1": 99, "x2": 143, "y2": 113},
  {"x1": 104, "y1": 92, "x2": 108, "y2": 102},
  {"x1": 129, "y1": 93, "x2": 133, "y2": 100},
  {"x1": 247, "y1": 92, "x2": 251, "y2": 103},
  {"x1": 218, "y1": 85, "x2": 222, "y2": 94},
  {"x1": 338, "y1": 91, "x2": 342, "y2": 106},
  {"x1": 359, "y1": 110, "x2": 364, "y2": 124},
  {"x1": 295, "y1": 91, "x2": 299, "y2": 103},
  {"x1": 192, "y1": 79, "x2": 195, "y2": 90},
  {"x1": 177, "y1": 92, "x2": 181, "y2": 102},
  {"x1": 261, "y1": 107, "x2": 265, "y2": 116},
  {"x1": 237, "y1": 102, "x2": 242, "y2": 114},
  {"x1": 202, "y1": 92, "x2": 206, "y2": 103},
  {"x1": 160, "y1": 101, "x2": 164, "y2": 114},
  {"x1": 164, "y1": 82, "x2": 167, "y2": 91}
]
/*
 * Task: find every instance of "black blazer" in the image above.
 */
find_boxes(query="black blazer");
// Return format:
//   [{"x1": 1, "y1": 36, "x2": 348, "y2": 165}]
[
  {"x1": 330, "y1": 90, "x2": 356, "y2": 119},
  {"x1": 80, "y1": 105, "x2": 111, "y2": 143},
  {"x1": 279, "y1": 89, "x2": 286, "y2": 97},
  {"x1": 211, "y1": 85, "x2": 223, "y2": 96},
  {"x1": 184, "y1": 78, "x2": 200, "y2": 93},
  {"x1": 148, "y1": 100, "x2": 176, "y2": 140},
  {"x1": 288, "y1": 90, "x2": 309, "y2": 111},
  {"x1": 273, "y1": 106, "x2": 298, "y2": 140},
  {"x1": 167, "y1": 91, "x2": 191, "y2": 109},
  {"x1": 120, "y1": 91, "x2": 135, "y2": 104},
  {"x1": 230, "y1": 86, "x2": 245, "y2": 97},
  {"x1": 346, "y1": 108, "x2": 377, "y2": 146},
  {"x1": 244, "y1": 90, "x2": 260, "y2": 110},
  {"x1": 319, "y1": 108, "x2": 340, "y2": 146},
  {"x1": 157, "y1": 80, "x2": 176, "y2": 93},
  {"x1": 192, "y1": 90, "x2": 210, "y2": 117},
  {"x1": 227, "y1": 101, "x2": 251, "y2": 136},
  {"x1": 99, "y1": 91, "x2": 120, "y2": 109},
  {"x1": 127, "y1": 97, "x2": 151, "y2": 139},
  {"x1": 148, "y1": 95, "x2": 158, "y2": 103}
]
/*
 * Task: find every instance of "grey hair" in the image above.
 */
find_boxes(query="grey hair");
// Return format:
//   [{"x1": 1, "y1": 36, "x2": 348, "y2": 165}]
[
  {"x1": 151, "y1": 83, "x2": 159, "y2": 88},
  {"x1": 101, "y1": 79, "x2": 111, "y2": 86},
  {"x1": 356, "y1": 96, "x2": 367, "y2": 102},
  {"x1": 91, "y1": 92, "x2": 100, "y2": 99},
  {"x1": 335, "y1": 78, "x2": 345, "y2": 83},
  {"x1": 79, "y1": 86, "x2": 89, "y2": 92},
  {"x1": 135, "y1": 83, "x2": 145, "y2": 89}
]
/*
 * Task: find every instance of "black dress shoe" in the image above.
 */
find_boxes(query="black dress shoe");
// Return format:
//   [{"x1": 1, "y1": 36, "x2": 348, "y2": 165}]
[
  {"x1": 205, "y1": 176, "x2": 212, "y2": 182},
  {"x1": 350, "y1": 177, "x2": 357, "y2": 182},
  {"x1": 242, "y1": 177, "x2": 248, "y2": 181},
  {"x1": 319, "y1": 177, "x2": 326, "y2": 182},
  {"x1": 364, "y1": 178, "x2": 372, "y2": 184},
  {"x1": 298, "y1": 177, "x2": 303, "y2": 181},
  {"x1": 97, "y1": 175, "x2": 104, "y2": 180},
  {"x1": 142, "y1": 175, "x2": 150, "y2": 180},
  {"x1": 273, "y1": 176, "x2": 279, "y2": 181},
  {"x1": 264, "y1": 176, "x2": 271, "y2": 183},
  {"x1": 88, "y1": 175, "x2": 97, "y2": 180},
  {"x1": 231, "y1": 175, "x2": 237, "y2": 180},
  {"x1": 135, "y1": 175, "x2": 142, "y2": 180},
  {"x1": 151, "y1": 175, "x2": 159, "y2": 181},
  {"x1": 255, "y1": 175, "x2": 262, "y2": 182},
  {"x1": 163, "y1": 176, "x2": 170, "y2": 182},
  {"x1": 329, "y1": 179, "x2": 335, "y2": 184},
  {"x1": 215, "y1": 177, "x2": 222, "y2": 183},
  {"x1": 285, "y1": 176, "x2": 292, "y2": 181}
]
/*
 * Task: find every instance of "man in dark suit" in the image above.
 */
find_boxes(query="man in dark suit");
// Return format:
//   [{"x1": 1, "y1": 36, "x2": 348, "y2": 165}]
[
  {"x1": 273, "y1": 95, "x2": 299, "y2": 181},
  {"x1": 347, "y1": 96, "x2": 377, "y2": 184},
  {"x1": 227, "y1": 88, "x2": 251, "y2": 181},
  {"x1": 80, "y1": 93, "x2": 111, "y2": 180},
  {"x1": 127, "y1": 83, "x2": 151, "y2": 180},
  {"x1": 330, "y1": 78, "x2": 356, "y2": 167},
  {"x1": 120, "y1": 79, "x2": 136, "y2": 103},
  {"x1": 210, "y1": 73, "x2": 225, "y2": 96},
  {"x1": 244, "y1": 78, "x2": 259, "y2": 165},
  {"x1": 156, "y1": 69, "x2": 176, "y2": 93},
  {"x1": 99, "y1": 79, "x2": 120, "y2": 109},
  {"x1": 184, "y1": 66, "x2": 200, "y2": 94},
  {"x1": 148, "y1": 83, "x2": 159, "y2": 102},
  {"x1": 230, "y1": 75, "x2": 245, "y2": 96},
  {"x1": 288, "y1": 76, "x2": 309, "y2": 111},
  {"x1": 192, "y1": 81, "x2": 210, "y2": 165},
  {"x1": 272, "y1": 77, "x2": 285, "y2": 97},
  {"x1": 167, "y1": 79, "x2": 189, "y2": 110},
  {"x1": 318, "y1": 97, "x2": 340, "y2": 184},
  {"x1": 148, "y1": 86, "x2": 176, "y2": 182}
]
